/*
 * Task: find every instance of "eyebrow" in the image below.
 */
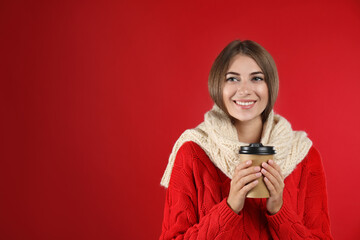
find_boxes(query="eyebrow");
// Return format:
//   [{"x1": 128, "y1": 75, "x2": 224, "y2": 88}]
[{"x1": 225, "y1": 71, "x2": 264, "y2": 76}]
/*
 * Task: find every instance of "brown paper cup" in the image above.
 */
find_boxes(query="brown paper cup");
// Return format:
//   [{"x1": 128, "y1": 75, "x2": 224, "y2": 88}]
[{"x1": 239, "y1": 154, "x2": 274, "y2": 198}]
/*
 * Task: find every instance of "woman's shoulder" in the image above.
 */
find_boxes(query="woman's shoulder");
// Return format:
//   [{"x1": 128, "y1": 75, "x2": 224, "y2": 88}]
[
  {"x1": 175, "y1": 141, "x2": 218, "y2": 172},
  {"x1": 301, "y1": 145, "x2": 325, "y2": 173},
  {"x1": 173, "y1": 141, "x2": 227, "y2": 185},
  {"x1": 177, "y1": 141, "x2": 209, "y2": 159},
  {"x1": 307, "y1": 145, "x2": 321, "y2": 160}
]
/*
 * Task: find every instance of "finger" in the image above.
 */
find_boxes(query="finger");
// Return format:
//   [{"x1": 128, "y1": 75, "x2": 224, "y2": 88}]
[
  {"x1": 233, "y1": 160, "x2": 252, "y2": 178},
  {"x1": 234, "y1": 166, "x2": 261, "y2": 185},
  {"x1": 268, "y1": 160, "x2": 284, "y2": 179},
  {"x1": 234, "y1": 160, "x2": 260, "y2": 179},
  {"x1": 263, "y1": 176, "x2": 276, "y2": 195},
  {"x1": 261, "y1": 167, "x2": 281, "y2": 191},
  {"x1": 262, "y1": 162, "x2": 283, "y2": 187},
  {"x1": 233, "y1": 171, "x2": 262, "y2": 192},
  {"x1": 233, "y1": 170, "x2": 261, "y2": 190},
  {"x1": 236, "y1": 160, "x2": 252, "y2": 171},
  {"x1": 262, "y1": 161, "x2": 282, "y2": 180},
  {"x1": 239, "y1": 179, "x2": 259, "y2": 196}
]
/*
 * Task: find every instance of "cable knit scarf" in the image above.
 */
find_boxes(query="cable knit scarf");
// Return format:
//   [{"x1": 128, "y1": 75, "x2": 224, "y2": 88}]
[{"x1": 160, "y1": 104, "x2": 312, "y2": 188}]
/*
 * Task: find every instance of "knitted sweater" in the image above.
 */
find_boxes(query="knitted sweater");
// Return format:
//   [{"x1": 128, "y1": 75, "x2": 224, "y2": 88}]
[{"x1": 160, "y1": 141, "x2": 333, "y2": 240}]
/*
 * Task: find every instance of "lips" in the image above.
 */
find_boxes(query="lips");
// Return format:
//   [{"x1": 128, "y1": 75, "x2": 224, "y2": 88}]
[{"x1": 234, "y1": 100, "x2": 256, "y2": 109}]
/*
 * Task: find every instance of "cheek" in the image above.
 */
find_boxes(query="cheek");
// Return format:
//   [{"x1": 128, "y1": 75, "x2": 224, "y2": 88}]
[
  {"x1": 260, "y1": 85, "x2": 269, "y2": 104},
  {"x1": 222, "y1": 85, "x2": 232, "y2": 101},
  {"x1": 223, "y1": 83, "x2": 238, "y2": 96}
]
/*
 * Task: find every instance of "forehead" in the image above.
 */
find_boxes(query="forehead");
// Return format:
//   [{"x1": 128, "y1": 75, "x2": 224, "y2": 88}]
[{"x1": 227, "y1": 54, "x2": 262, "y2": 73}]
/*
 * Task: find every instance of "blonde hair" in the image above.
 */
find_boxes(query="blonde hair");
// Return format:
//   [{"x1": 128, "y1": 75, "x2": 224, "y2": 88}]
[{"x1": 208, "y1": 40, "x2": 279, "y2": 122}]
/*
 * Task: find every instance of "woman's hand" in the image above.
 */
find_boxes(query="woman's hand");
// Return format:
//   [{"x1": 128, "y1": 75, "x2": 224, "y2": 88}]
[
  {"x1": 261, "y1": 159, "x2": 284, "y2": 215},
  {"x1": 227, "y1": 160, "x2": 262, "y2": 214}
]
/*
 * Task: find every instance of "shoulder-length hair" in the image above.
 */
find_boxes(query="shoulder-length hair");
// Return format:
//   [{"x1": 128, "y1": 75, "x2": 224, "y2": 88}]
[{"x1": 208, "y1": 40, "x2": 279, "y2": 122}]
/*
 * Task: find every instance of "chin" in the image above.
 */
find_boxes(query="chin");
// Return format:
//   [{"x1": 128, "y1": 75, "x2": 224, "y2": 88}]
[{"x1": 230, "y1": 111, "x2": 262, "y2": 123}]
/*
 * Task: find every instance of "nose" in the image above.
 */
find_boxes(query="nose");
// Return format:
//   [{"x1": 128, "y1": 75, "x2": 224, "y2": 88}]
[{"x1": 237, "y1": 80, "x2": 251, "y2": 95}]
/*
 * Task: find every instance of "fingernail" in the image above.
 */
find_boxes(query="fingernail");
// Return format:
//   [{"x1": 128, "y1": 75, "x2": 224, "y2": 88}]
[
  {"x1": 256, "y1": 172, "x2": 262, "y2": 177},
  {"x1": 261, "y1": 168, "x2": 266, "y2": 173},
  {"x1": 269, "y1": 159, "x2": 274, "y2": 164},
  {"x1": 246, "y1": 160, "x2": 252, "y2": 165},
  {"x1": 254, "y1": 166, "x2": 260, "y2": 171},
  {"x1": 262, "y1": 162, "x2": 267, "y2": 167}
]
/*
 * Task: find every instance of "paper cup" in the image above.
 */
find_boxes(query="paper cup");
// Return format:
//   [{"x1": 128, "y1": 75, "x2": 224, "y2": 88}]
[{"x1": 239, "y1": 143, "x2": 276, "y2": 198}]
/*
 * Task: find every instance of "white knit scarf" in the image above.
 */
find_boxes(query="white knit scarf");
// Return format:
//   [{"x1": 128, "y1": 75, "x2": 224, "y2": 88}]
[{"x1": 160, "y1": 104, "x2": 312, "y2": 188}]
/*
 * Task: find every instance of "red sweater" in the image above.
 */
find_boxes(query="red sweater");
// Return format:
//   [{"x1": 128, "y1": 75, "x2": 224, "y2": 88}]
[{"x1": 160, "y1": 141, "x2": 333, "y2": 239}]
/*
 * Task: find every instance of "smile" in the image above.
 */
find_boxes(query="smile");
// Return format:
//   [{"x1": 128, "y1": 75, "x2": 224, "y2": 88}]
[{"x1": 234, "y1": 101, "x2": 255, "y2": 106}]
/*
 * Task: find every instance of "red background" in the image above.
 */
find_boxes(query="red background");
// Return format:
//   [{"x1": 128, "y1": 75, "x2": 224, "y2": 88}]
[{"x1": 1, "y1": 0, "x2": 359, "y2": 239}]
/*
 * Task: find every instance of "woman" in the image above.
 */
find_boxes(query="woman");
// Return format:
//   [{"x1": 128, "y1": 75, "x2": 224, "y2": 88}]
[{"x1": 159, "y1": 40, "x2": 333, "y2": 239}]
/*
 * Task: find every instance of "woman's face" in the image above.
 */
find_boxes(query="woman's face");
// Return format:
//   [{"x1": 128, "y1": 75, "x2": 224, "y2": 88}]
[{"x1": 222, "y1": 54, "x2": 269, "y2": 123}]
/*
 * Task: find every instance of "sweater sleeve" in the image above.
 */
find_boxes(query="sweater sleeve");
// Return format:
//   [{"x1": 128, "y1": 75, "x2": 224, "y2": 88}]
[
  {"x1": 265, "y1": 147, "x2": 333, "y2": 239},
  {"x1": 160, "y1": 142, "x2": 244, "y2": 240}
]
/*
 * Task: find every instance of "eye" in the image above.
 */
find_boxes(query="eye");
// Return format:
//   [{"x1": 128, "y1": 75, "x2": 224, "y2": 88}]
[
  {"x1": 226, "y1": 77, "x2": 239, "y2": 82},
  {"x1": 252, "y1": 76, "x2": 264, "y2": 81}
]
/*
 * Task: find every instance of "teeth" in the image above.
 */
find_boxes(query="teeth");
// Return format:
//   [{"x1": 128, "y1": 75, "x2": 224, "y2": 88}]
[{"x1": 235, "y1": 101, "x2": 255, "y2": 106}]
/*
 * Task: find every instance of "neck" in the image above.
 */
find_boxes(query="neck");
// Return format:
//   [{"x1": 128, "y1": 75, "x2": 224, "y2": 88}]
[{"x1": 234, "y1": 117, "x2": 263, "y2": 144}]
